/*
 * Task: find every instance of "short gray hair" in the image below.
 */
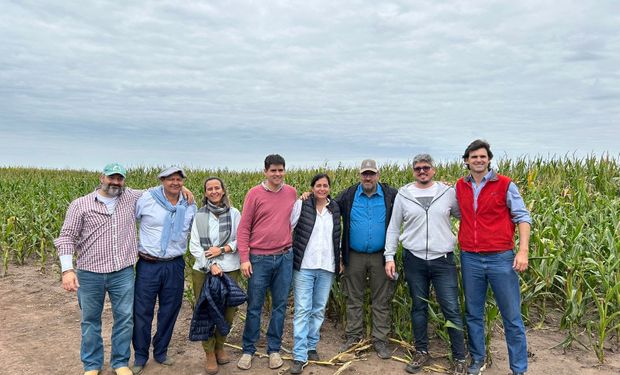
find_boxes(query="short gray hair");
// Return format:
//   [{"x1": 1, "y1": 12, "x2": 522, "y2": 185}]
[{"x1": 412, "y1": 153, "x2": 434, "y2": 167}]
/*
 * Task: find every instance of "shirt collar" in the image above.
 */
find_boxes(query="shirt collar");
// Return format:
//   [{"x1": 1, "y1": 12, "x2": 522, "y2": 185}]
[
  {"x1": 261, "y1": 180, "x2": 284, "y2": 192},
  {"x1": 465, "y1": 169, "x2": 497, "y2": 183},
  {"x1": 316, "y1": 198, "x2": 332, "y2": 215},
  {"x1": 355, "y1": 182, "x2": 384, "y2": 197},
  {"x1": 93, "y1": 189, "x2": 118, "y2": 202}
]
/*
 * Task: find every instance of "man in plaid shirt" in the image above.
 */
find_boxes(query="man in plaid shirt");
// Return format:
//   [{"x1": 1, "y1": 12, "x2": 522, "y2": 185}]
[{"x1": 55, "y1": 163, "x2": 140, "y2": 375}]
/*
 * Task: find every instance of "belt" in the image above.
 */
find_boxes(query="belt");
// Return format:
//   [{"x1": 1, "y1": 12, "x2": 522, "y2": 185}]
[
  {"x1": 469, "y1": 250, "x2": 510, "y2": 256},
  {"x1": 274, "y1": 247, "x2": 290, "y2": 254},
  {"x1": 350, "y1": 248, "x2": 382, "y2": 254},
  {"x1": 251, "y1": 247, "x2": 290, "y2": 256},
  {"x1": 138, "y1": 252, "x2": 182, "y2": 263}
]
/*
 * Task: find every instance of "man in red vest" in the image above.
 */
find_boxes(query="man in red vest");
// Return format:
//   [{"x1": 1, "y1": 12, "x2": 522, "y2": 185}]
[{"x1": 455, "y1": 140, "x2": 531, "y2": 375}]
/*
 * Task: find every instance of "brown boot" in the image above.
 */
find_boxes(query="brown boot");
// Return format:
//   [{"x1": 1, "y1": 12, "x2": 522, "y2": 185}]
[
  {"x1": 205, "y1": 352, "x2": 219, "y2": 374},
  {"x1": 214, "y1": 348, "x2": 230, "y2": 364}
]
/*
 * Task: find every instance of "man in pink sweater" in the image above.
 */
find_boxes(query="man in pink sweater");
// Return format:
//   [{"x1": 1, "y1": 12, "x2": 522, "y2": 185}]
[{"x1": 236, "y1": 154, "x2": 297, "y2": 371}]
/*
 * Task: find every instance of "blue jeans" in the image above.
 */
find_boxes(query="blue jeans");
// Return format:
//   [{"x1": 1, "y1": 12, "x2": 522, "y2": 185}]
[
  {"x1": 132, "y1": 257, "x2": 185, "y2": 366},
  {"x1": 461, "y1": 251, "x2": 527, "y2": 373},
  {"x1": 242, "y1": 250, "x2": 293, "y2": 355},
  {"x1": 292, "y1": 268, "x2": 334, "y2": 361},
  {"x1": 403, "y1": 251, "x2": 465, "y2": 360},
  {"x1": 76, "y1": 266, "x2": 134, "y2": 371}
]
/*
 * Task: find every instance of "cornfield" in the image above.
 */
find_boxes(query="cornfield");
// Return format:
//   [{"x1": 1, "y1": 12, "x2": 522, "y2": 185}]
[{"x1": 1, "y1": 156, "x2": 619, "y2": 363}]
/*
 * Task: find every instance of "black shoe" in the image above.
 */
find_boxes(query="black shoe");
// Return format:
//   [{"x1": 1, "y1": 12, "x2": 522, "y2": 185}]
[
  {"x1": 512, "y1": 372, "x2": 525, "y2": 375},
  {"x1": 307, "y1": 350, "x2": 320, "y2": 362},
  {"x1": 405, "y1": 351, "x2": 430, "y2": 373},
  {"x1": 466, "y1": 359, "x2": 486, "y2": 375},
  {"x1": 339, "y1": 336, "x2": 362, "y2": 352},
  {"x1": 453, "y1": 359, "x2": 467, "y2": 375},
  {"x1": 289, "y1": 360, "x2": 307, "y2": 374},
  {"x1": 373, "y1": 340, "x2": 391, "y2": 359}
]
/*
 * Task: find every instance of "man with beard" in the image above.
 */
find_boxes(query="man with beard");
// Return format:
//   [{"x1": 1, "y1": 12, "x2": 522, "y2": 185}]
[
  {"x1": 384, "y1": 154, "x2": 466, "y2": 374},
  {"x1": 337, "y1": 159, "x2": 398, "y2": 359},
  {"x1": 55, "y1": 163, "x2": 139, "y2": 375}
]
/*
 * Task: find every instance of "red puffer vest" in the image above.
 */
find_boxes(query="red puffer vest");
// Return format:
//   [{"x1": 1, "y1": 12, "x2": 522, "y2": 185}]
[{"x1": 456, "y1": 173, "x2": 515, "y2": 252}]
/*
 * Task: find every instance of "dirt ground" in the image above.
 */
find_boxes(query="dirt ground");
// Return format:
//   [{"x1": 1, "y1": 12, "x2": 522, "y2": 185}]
[{"x1": 1, "y1": 265, "x2": 618, "y2": 375}]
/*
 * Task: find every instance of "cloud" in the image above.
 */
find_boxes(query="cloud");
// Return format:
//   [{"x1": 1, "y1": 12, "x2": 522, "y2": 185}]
[{"x1": 1, "y1": 1, "x2": 619, "y2": 171}]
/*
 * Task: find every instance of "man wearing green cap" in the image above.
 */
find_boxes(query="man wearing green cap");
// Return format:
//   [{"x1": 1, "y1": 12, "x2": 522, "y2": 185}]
[{"x1": 55, "y1": 163, "x2": 139, "y2": 375}]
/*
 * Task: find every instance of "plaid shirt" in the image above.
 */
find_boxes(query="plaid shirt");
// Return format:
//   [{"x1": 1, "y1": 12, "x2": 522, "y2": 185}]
[{"x1": 54, "y1": 188, "x2": 143, "y2": 273}]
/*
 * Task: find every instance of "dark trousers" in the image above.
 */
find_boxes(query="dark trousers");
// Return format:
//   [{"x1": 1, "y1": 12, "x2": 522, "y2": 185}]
[
  {"x1": 343, "y1": 250, "x2": 394, "y2": 341},
  {"x1": 132, "y1": 256, "x2": 185, "y2": 366},
  {"x1": 403, "y1": 250, "x2": 465, "y2": 360}
]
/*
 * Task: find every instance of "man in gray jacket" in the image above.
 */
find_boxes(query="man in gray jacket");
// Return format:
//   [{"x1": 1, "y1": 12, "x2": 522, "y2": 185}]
[{"x1": 384, "y1": 154, "x2": 466, "y2": 375}]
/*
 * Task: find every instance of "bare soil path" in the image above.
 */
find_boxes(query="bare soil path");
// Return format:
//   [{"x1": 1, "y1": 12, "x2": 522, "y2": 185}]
[{"x1": 1, "y1": 265, "x2": 618, "y2": 375}]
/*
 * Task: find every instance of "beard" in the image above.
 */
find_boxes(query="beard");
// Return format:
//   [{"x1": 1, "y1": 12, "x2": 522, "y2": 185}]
[
  {"x1": 101, "y1": 183, "x2": 125, "y2": 197},
  {"x1": 362, "y1": 182, "x2": 377, "y2": 194},
  {"x1": 416, "y1": 177, "x2": 432, "y2": 185}
]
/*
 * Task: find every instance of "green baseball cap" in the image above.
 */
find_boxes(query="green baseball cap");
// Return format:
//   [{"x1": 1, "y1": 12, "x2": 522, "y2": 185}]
[{"x1": 102, "y1": 163, "x2": 127, "y2": 177}]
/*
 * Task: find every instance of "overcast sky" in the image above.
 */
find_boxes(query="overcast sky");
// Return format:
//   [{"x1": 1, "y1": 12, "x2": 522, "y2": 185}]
[{"x1": 1, "y1": 1, "x2": 619, "y2": 172}]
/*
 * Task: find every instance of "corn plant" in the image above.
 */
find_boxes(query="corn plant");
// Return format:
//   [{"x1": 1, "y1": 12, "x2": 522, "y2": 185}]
[{"x1": 0, "y1": 155, "x2": 619, "y2": 363}]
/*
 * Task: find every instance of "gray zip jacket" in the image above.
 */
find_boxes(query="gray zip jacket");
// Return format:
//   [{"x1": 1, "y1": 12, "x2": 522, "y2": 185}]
[{"x1": 384, "y1": 182, "x2": 460, "y2": 261}]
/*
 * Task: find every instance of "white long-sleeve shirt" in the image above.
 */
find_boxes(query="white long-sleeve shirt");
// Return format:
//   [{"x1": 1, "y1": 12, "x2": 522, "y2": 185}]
[
  {"x1": 291, "y1": 199, "x2": 335, "y2": 272},
  {"x1": 189, "y1": 207, "x2": 241, "y2": 273}
]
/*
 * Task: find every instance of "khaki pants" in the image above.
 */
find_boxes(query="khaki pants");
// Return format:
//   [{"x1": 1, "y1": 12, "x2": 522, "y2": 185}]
[
  {"x1": 191, "y1": 269, "x2": 241, "y2": 353},
  {"x1": 342, "y1": 251, "x2": 394, "y2": 341}
]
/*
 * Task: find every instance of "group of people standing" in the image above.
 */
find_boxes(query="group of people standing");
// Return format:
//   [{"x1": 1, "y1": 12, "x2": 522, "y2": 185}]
[{"x1": 56, "y1": 139, "x2": 531, "y2": 375}]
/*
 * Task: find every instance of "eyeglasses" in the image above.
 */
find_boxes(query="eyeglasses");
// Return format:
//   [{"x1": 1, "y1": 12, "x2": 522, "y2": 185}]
[
  {"x1": 361, "y1": 171, "x2": 377, "y2": 177},
  {"x1": 413, "y1": 166, "x2": 432, "y2": 173}
]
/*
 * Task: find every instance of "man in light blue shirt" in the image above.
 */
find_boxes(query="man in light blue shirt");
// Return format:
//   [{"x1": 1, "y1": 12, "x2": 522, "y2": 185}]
[{"x1": 131, "y1": 166, "x2": 197, "y2": 375}]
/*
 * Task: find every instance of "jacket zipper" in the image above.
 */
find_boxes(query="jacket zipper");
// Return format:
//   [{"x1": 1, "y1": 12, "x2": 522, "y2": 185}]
[{"x1": 401, "y1": 186, "x2": 450, "y2": 260}]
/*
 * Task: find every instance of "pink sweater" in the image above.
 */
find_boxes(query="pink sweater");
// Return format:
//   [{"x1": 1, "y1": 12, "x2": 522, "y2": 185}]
[{"x1": 237, "y1": 184, "x2": 297, "y2": 263}]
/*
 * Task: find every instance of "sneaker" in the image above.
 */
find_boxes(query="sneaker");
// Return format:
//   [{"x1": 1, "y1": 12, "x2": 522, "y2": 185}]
[
  {"x1": 453, "y1": 359, "x2": 467, "y2": 375},
  {"x1": 269, "y1": 352, "x2": 284, "y2": 369},
  {"x1": 114, "y1": 367, "x2": 133, "y2": 375},
  {"x1": 467, "y1": 359, "x2": 486, "y2": 375},
  {"x1": 84, "y1": 371, "x2": 100, "y2": 375},
  {"x1": 373, "y1": 340, "x2": 391, "y2": 359},
  {"x1": 512, "y1": 372, "x2": 525, "y2": 375},
  {"x1": 158, "y1": 357, "x2": 175, "y2": 366},
  {"x1": 405, "y1": 351, "x2": 430, "y2": 373},
  {"x1": 237, "y1": 353, "x2": 253, "y2": 370},
  {"x1": 289, "y1": 360, "x2": 308, "y2": 374},
  {"x1": 307, "y1": 349, "x2": 320, "y2": 362},
  {"x1": 130, "y1": 364, "x2": 143, "y2": 375},
  {"x1": 339, "y1": 336, "x2": 362, "y2": 352}
]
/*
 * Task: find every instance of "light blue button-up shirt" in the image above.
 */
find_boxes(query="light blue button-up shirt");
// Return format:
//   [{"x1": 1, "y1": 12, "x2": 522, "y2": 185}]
[
  {"x1": 464, "y1": 170, "x2": 532, "y2": 224},
  {"x1": 349, "y1": 183, "x2": 387, "y2": 253},
  {"x1": 136, "y1": 191, "x2": 197, "y2": 258}
]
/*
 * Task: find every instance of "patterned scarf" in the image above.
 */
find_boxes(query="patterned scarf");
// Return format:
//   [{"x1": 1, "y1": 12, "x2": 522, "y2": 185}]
[{"x1": 196, "y1": 201, "x2": 231, "y2": 249}]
